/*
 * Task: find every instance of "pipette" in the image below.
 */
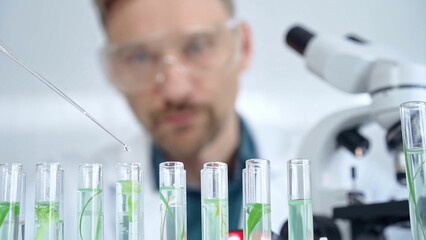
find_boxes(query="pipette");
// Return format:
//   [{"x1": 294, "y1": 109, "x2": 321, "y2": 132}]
[{"x1": 0, "y1": 42, "x2": 130, "y2": 152}]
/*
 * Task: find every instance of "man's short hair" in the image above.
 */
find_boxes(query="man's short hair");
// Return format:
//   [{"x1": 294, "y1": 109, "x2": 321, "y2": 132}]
[{"x1": 95, "y1": 0, "x2": 235, "y2": 26}]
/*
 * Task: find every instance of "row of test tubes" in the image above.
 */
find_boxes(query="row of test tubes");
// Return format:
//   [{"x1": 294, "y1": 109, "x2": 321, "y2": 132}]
[
  {"x1": 160, "y1": 159, "x2": 313, "y2": 240},
  {"x1": 0, "y1": 163, "x2": 104, "y2": 240},
  {"x1": 0, "y1": 159, "x2": 313, "y2": 240}
]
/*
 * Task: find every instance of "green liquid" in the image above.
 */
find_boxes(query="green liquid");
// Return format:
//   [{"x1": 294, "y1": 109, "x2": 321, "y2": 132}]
[
  {"x1": 244, "y1": 203, "x2": 271, "y2": 240},
  {"x1": 116, "y1": 180, "x2": 143, "y2": 240},
  {"x1": 160, "y1": 186, "x2": 186, "y2": 240},
  {"x1": 34, "y1": 202, "x2": 63, "y2": 240},
  {"x1": 0, "y1": 202, "x2": 20, "y2": 240},
  {"x1": 202, "y1": 198, "x2": 228, "y2": 240},
  {"x1": 405, "y1": 149, "x2": 426, "y2": 240},
  {"x1": 78, "y1": 188, "x2": 103, "y2": 240},
  {"x1": 288, "y1": 200, "x2": 313, "y2": 240}
]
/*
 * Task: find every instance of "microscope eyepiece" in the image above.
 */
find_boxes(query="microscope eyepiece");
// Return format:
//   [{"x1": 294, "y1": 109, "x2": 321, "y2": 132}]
[{"x1": 285, "y1": 25, "x2": 315, "y2": 55}]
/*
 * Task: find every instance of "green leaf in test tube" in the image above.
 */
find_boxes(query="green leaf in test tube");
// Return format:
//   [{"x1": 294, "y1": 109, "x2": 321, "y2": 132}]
[
  {"x1": 120, "y1": 180, "x2": 141, "y2": 222},
  {"x1": 247, "y1": 203, "x2": 271, "y2": 238},
  {"x1": 0, "y1": 203, "x2": 10, "y2": 227}
]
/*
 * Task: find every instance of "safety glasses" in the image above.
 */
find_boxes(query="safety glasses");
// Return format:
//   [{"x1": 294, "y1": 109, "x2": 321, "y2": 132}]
[{"x1": 102, "y1": 19, "x2": 241, "y2": 94}]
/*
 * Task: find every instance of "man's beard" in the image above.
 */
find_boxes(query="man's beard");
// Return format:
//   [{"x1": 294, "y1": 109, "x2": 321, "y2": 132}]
[{"x1": 149, "y1": 103, "x2": 223, "y2": 160}]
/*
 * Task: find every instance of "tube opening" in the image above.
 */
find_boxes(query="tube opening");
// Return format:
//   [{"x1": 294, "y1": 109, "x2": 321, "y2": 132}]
[
  {"x1": 160, "y1": 161, "x2": 184, "y2": 170},
  {"x1": 203, "y1": 162, "x2": 227, "y2": 170},
  {"x1": 288, "y1": 158, "x2": 310, "y2": 166},
  {"x1": 401, "y1": 101, "x2": 426, "y2": 110}
]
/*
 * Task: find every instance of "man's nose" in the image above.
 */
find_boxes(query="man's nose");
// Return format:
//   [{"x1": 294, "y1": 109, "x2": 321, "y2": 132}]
[{"x1": 157, "y1": 56, "x2": 194, "y2": 103}]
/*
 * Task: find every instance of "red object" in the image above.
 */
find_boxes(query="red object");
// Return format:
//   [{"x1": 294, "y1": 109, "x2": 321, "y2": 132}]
[{"x1": 229, "y1": 230, "x2": 244, "y2": 239}]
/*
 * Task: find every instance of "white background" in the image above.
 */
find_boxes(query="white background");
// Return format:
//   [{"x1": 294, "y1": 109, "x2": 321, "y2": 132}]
[{"x1": 0, "y1": 0, "x2": 425, "y2": 238}]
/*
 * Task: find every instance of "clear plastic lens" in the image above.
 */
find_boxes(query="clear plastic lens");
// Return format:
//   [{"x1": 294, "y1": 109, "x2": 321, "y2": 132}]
[{"x1": 105, "y1": 19, "x2": 240, "y2": 93}]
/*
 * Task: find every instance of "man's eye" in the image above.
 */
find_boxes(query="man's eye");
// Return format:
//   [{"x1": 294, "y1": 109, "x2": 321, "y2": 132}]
[
  {"x1": 186, "y1": 39, "x2": 210, "y2": 55},
  {"x1": 127, "y1": 52, "x2": 151, "y2": 63}
]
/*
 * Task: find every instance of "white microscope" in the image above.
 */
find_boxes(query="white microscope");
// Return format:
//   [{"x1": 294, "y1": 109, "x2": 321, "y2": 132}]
[{"x1": 285, "y1": 26, "x2": 426, "y2": 240}]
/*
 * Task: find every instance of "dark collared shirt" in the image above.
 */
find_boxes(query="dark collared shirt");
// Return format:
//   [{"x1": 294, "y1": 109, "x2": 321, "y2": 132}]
[{"x1": 152, "y1": 117, "x2": 257, "y2": 240}]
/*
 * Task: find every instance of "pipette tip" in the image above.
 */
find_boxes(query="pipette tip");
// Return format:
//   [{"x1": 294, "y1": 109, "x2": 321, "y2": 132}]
[{"x1": 124, "y1": 145, "x2": 131, "y2": 152}]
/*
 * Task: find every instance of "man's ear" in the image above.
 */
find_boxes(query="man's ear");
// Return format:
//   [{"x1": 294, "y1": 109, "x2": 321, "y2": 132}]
[{"x1": 238, "y1": 21, "x2": 253, "y2": 72}]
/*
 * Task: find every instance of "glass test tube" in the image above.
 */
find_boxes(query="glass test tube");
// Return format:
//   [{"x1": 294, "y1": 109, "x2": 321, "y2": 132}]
[
  {"x1": 19, "y1": 171, "x2": 26, "y2": 240},
  {"x1": 116, "y1": 163, "x2": 143, "y2": 240},
  {"x1": 400, "y1": 101, "x2": 426, "y2": 240},
  {"x1": 201, "y1": 162, "x2": 229, "y2": 240},
  {"x1": 0, "y1": 163, "x2": 25, "y2": 240},
  {"x1": 243, "y1": 159, "x2": 271, "y2": 240},
  {"x1": 78, "y1": 163, "x2": 103, "y2": 240},
  {"x1": 34, "y1": 163, "x2": 64, "y2": 240},
  {"x1": 287, "y1": 159, "x2": 313, "y2": 240},
  {"x1": 159, "y1": 162, "x2": 187, "y2": 240}
]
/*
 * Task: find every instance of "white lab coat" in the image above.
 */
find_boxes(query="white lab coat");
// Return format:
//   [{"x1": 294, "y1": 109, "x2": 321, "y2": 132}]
[{"x1": 91, "y1": 120, "x2": 294, "y2": 239}]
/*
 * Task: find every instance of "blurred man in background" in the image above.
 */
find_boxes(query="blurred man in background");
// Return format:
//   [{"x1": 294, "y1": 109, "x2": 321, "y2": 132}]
[{"x1": 94, "y1": 0, "x2": 288, "y2": 239}]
